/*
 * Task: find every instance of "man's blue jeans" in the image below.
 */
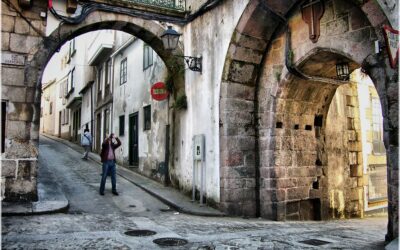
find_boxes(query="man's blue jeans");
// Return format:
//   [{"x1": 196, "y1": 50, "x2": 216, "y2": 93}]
[{"x1": 99, "y1": 160, "x2": 116, "y2": 193}]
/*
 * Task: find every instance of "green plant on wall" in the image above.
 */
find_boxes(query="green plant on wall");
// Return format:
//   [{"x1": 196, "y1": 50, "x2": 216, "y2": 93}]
[{"x1": 172, "y1": 93, "x2": 187, "y2": 110}]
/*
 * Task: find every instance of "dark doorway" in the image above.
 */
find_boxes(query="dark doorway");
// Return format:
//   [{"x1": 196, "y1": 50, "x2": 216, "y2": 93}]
[
  {"x1": 73, "y1": 109, "x2": 81, "y2": 142},
  {"x1": 129, "y1": 112, "x2": 139, "y2": 166},
  {"x1": 58, "y1": 111, "x2": 62, "y2": 137}
]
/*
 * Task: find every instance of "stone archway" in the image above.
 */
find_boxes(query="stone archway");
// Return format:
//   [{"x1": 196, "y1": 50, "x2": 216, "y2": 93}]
[
  {"x1": 2, "y1": 8, "x2": 185, "y2": 204},
  {"x1": 219, "y1": 0, "x2": 398, "y2": 240}
]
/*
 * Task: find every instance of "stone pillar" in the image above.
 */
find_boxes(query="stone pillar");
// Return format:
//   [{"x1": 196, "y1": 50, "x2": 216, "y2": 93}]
[
  {"x1": 1, "y1": 0, "x2": 47, "y2": 201},
  {"x1": 362, "y1": 54, "x2": 398, "y2": 241}
]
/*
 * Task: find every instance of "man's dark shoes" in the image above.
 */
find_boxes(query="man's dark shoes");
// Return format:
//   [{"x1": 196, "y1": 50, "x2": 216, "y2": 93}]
[
  {"x1": 99, "y1": 191, "x2": 104, "y2": 196},
  {"x1": 112, "y1": 191, "x2": 119, "y2": 196}
]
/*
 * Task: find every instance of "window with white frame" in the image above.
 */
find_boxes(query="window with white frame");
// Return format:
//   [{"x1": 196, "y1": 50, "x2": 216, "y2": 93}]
[
  {"x1": 97, "y1": 67, "x2": 103, "y2": 93},
  {"x1": 143, "y1": 44, "x2": 153, "y2": 70},
  {"x1": 371, "y1": 97, "x2": 385, "y2": 154},
  {"x1": 120, "y1": 58, "x2": 127, "y2": 85},
  {"x1": 105, "y1": 59, "x2": 112, "y2": 87}
]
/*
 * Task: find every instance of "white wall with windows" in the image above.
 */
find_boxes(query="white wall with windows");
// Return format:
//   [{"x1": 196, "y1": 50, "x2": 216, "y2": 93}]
[{"x1": 112, "y1": 35, "x2": 169, "y2": 180}]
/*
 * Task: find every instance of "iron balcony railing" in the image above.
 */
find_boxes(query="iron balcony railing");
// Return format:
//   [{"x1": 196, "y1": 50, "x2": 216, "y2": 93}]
[{"x1": 121, "y1": 0, "x2": 186, "y2": 11}]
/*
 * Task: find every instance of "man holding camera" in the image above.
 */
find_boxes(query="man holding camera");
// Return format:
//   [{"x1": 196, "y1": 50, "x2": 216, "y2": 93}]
[{"x1": 99, "y1": 133, "x2": 121, "y2": 196}]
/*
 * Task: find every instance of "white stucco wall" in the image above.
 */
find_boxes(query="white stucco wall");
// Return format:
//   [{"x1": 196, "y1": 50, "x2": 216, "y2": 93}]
[
  {"x1": 112, "y1": 35, "x2": 169, "y2": 178},
  {"x1": 170, "y1": 1, "x2": 250, "y2": 202}
]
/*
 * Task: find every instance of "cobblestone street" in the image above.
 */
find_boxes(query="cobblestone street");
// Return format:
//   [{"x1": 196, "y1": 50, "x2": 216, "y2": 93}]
[{"x1": 2, "y1": 137, "x2": 388, "y2": 249}]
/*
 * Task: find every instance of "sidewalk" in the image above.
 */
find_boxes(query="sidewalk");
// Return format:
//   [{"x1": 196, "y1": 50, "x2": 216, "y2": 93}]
[
  {"x1": 2, "y1": 156, "x2": 69, "y2": 216},
  {"x1": 41, "y1": 133, "x2": 225, "y2": 217}
]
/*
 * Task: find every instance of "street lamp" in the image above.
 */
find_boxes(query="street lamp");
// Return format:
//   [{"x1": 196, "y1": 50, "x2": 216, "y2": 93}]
[
  {"x1": 161, "y1": 26, "x2": 202, "y2": 73},
  {"x1": 336, "y1": 62, "x2": 350, "y2": 81}
]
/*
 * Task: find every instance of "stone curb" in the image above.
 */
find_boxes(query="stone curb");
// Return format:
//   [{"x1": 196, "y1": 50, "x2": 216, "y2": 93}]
[
  {"x1": 2, "y1": 184, "x2": 69, "y2": 216},
  {"x1": 41, "y1": 133, "x2": 225, "y2": 217}
]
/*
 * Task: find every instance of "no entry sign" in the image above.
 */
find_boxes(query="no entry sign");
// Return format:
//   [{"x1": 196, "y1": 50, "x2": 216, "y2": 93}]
[{"x1": 151, "y1": 82, "x2": 169, "y2": 101}]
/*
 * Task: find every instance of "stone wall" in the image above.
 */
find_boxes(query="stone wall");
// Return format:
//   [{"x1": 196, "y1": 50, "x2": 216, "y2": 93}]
[
  {"x1": 1, "y1": 0, "x2": 47, "y2": 201},
  {"x1": 219, "y1": 0, "x2": 397, "y2": 239}
]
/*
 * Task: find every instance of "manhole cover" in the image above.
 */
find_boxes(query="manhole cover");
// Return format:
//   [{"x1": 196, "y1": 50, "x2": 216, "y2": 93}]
[
  {"x1": 124, "y1": 230, "x2": 157, "y2": 237},
  {"x1": 153, "y1": 237, "x2": 188, "y2": 246},
  {"x1": 299, "y1": 239, "x2": 331, "y2": 246}
]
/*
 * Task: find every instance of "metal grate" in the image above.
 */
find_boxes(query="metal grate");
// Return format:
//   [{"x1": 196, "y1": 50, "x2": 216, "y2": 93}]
[
  {"x1": 153, "y1": 237, "x2": 188, "y2": 246},
  {"x1": 125, "y1": 230, "x2": 157, "y2": 237},
  {"x1": 299, "y1": 239, "x2": 331, "y2": 246},
  {"x1": 121, "y1": 0, "x2": 185, "y2": 11}
]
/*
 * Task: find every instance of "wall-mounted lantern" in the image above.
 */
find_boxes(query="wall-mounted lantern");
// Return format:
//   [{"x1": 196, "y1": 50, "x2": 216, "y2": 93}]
[
  {"x1": 161, "y1": 26, "x2": 202, "y2": 73},
  {"x1": 336, "y1": 62, "x2": 349, "y2": 81}
]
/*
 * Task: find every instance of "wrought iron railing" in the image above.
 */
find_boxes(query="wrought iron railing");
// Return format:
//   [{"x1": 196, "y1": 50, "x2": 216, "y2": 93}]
[{"x1": 121, "y1": 0, "x2": 186, "y2": 11}]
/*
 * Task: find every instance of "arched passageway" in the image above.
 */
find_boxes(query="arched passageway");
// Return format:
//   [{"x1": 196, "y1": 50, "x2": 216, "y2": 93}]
[
  {"x1": 3, "y1": 8, "x2": 185, "y2": 201},
  {"x1": 219, "y1": 0, "x2": 398, "y2": 240}
]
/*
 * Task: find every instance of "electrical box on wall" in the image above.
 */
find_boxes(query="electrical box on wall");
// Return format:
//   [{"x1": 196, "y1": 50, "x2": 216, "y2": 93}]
[{"x1": 193, "y1": 134, "x2": 205, "y2": 161}]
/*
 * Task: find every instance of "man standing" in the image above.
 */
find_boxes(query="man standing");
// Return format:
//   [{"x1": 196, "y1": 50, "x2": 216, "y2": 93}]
[
  {"x1": 81, "y1": 128, "x2": 92, "y2": 160},
  {"x1": 99, "y1": 133, "x2": 121, "y2": 196}
]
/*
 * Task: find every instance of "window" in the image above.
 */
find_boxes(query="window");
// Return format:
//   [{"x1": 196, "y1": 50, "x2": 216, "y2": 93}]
[
  {"x1": 119, "y1": 115, "x2": 125, "y2": 136},
  {"x1": 105, "y1": 60, "x2": 112, "y2": 86},
  {"x1": 69, "y1": 67, "x2": 75, "y2": 90},
  {"x1": 49, "y1": 102, "x2": 53, "y2": 115},
  {"x1": 104, "y1": 109, "x2": 110, "y2": 138},
  {"x1": 143, "y1": 44, "x2": 153, "y2": 70},
  {"x1": 63, "y1": 79, "x2": 68, "y2": 97},
  {"x1": 98, "y1": 67, "x2": 103, "y2": 92},
  {"x1": 371, "y1": 98, "x2": 385, "y2": 154},
  {"x1": 143, "y1": 105, "x2": 151, "y2": 131},
  {"x1": 120, "y1": 58, "x2": 127, "y2": 85},
  {"x1": 69, "y1": 39, "x2": 76, "y2": 57}
]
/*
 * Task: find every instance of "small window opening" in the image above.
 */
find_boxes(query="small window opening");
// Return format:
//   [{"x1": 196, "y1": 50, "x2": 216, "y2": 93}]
[
  {"x1": 305, "y1": 125, "x2": 312, "y2": 131},
  {"x1": 314, "y1": 115, "x2": 323, "y2": 127},
  {"x1": 276, "y1": 122, "x2": 283, "y2": 128}
]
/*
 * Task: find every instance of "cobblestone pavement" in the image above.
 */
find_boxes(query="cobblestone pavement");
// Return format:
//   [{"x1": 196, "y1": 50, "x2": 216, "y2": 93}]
[{"x1": 2, "y1": 137, "x2": 388, "y2": 249}]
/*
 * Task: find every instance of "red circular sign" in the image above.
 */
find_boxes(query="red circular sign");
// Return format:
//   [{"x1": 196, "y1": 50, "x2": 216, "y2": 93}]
[{"x1": 151, "y1": 82, "x2": 169, "y2": 101}]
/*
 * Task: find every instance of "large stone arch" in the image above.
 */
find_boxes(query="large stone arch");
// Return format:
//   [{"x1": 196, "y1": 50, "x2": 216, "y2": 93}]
[
  {"x1": 219, "y1": 0, "x2": 397, "y2": 240},
  {"x1": 3, "y1": 8, "x2": 185, "y2": 203}
]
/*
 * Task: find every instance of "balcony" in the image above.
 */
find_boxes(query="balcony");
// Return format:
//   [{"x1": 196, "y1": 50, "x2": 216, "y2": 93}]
[
  {"x1": 88, "y1": 30, "x2": 115, "y2": 66},
  {"x1": 121, "y1": 0, "x2": 185, "y2": 11}
]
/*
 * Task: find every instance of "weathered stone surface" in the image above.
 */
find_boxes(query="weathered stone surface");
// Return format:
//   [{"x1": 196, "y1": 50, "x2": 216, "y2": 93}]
[
  {"x1": 4, "y1": 178, "x2": 37, "y2": 202},
  {"x1": 326, "y1": 16, "x2": 349, "y2": 36},
  {"x1": 6, "y1": 121, "x2": 31, "y2": 140},
  {"x1": 18, "y1": 160, "x2": 36, "y2": 180},
  {"x1": 229, "y1": 45, "x2": 263, "y2": 64},
  {"x1": 15, "y1": 17, "x2": 30, "y2": 34},
  {"x1": 2, "y1": 67, "x2": 26, "y2": 87},
  {"x1": 30, "y1": 20, "x2": 46, "y2": 36},
  {"x1": 9, "y1": 34, "x2": 40, "y2": 54},
  {"x1": 7, "y1": 102, "x2": 34, "y2": 122},
  {"x1": 220, "y1": 81, "x2": 255, "y2": 100},
  {"x1": 220, "y1": 97, "x2": 254, "y2": 112},
  {"x1": 228, "y1": 61, "x2": 257, "y2": 85},
  {"x1": 287, "y1": 187, "x2": 310, "y2": 200},
  {"x1": 2, "y1": 32, "x2": 10, "y2": 50},
  {"x1": 1, "y1": 160, "x2": 17, "y2": 178},
  {"x1": 2, "y1": 15, "x2": 15, "y2": 32},
  {"x1": 232, "y1": 32, "x2": 267, "y2": 51},
  {"x1": 2, "y1": 86, "x2": 26, "y2": 102},
  {"x1": 5, "y1": 139, "x2": 37, "y2": 158}
]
